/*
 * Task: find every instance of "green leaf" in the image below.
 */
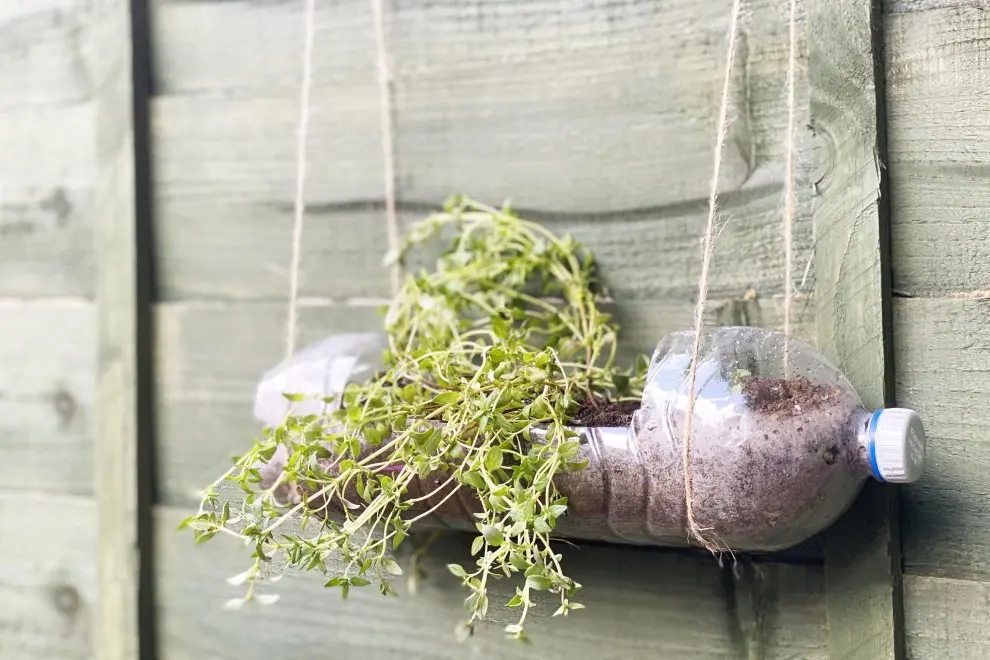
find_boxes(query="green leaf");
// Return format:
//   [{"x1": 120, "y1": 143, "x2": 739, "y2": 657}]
[
  {"x1": 282, "y1": 392, "x2": 305, "y2": 402},
  {"x1": 481, "y1": 524, "x2": 504, "y2": 547},
  {"x1": 433, "y1": 391, "x2": 460, "y2": 405},
  {"x1": 384, "y1": 560, "x2": 403, "y2": 576},
  {"x1": 447, "y1": 563, "x2": 468, "y2": 579},
  {"x1": 349, "y1": 577, "x2": 371, "y2": 587},
  {"x1": 471, "y1": 535, "x2": 485, "y2": 556},
  {"x1": 533, "y1": 517, "x2": 552, "y2": 534},
  {"x1": 492, "y1": 314, "x2": 512, "y2": 340},
  {"x1": 459, "y1": 471, "x2": 486, "y2": 489},
  {"x1": 566, "y1": 459, "x2": 590, "y2": 472},
  {"x1": 548, "y1": 504, "x2": 568, "y2": 519},
  {"x1": 484, "y1": 446, "x2": 503, "y2": 472},
  {"x1": 526, "y1": 575, "x2": 552, "y2": 591}
]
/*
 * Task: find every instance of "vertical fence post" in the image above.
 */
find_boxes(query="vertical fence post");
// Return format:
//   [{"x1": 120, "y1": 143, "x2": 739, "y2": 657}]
[
  {"x1": 807, "y1": 0, "x2": 904, "y2": 657},
  {"x1": 93, "y1": 0, "x2": 154, "y2": 657}
]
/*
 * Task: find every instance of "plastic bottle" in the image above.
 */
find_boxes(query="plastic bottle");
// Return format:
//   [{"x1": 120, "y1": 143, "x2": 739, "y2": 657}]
[
  {"x1": 551, "y1": 326, "x2": 926, "y2": 551},
  {"x1": 252, "y1": 326, "x2": 926, "y2": 552}
]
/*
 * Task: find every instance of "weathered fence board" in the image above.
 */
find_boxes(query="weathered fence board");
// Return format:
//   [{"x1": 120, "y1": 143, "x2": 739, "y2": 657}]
[
  {"x1": 150, "y1": 0, "x2": 815, "y2": 303},
  {"x1": 886, "y1": 3, "x2": 990, "y2": 581},
  {"x1": 0, "y1": 101, "x2": 95, "y2": 298},
  {"x1": 0, "y1": 1, "x2": 94, "y2": 107},
  {"x1": 894, "y1": 298, "x2": 990, "y2": 581},
  {"x1": 92, "y1": 1, "x2": 141, "y2": 658},
  {"x1": 904, "y1": 575, "x2": 990, "y2": 660},
  {"x1": 808, "y1": 0, "x2": 902, "y2": 656},
  {"x1": 885, "y1": 5, "x2": 990, "y2": 298},
  {"x1": 0, "y1": 492, "x2": 95, "y2": 660},
  {"x1": 159, "y1": 506, "x2": 828, "y2": 660},
  {"x1": 882, "y1": 4, "x2": 990, "y2": 659},
  {"x1": 0, "y1": 301, "x2": 95, "y2": 495}
]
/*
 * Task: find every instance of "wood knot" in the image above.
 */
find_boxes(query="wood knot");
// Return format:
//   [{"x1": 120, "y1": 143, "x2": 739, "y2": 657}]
[
  {"x1": 40, "y1": 188, "x2": 73, "y2": 227},
  {"x1": 53, "y1": 388, "x2": 77, "y2": 427},
  {"x1": 51, "y1": 583, "x2": 82, "y2": 617}
]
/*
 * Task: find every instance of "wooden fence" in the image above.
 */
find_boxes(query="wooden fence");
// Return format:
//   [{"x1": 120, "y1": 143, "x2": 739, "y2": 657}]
[{"x1": 1, "y1": 1, "x2": 987, "y2": 658}]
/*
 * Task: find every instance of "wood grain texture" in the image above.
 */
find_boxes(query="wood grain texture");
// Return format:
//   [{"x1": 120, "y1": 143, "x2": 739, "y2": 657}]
[
  {"x1": 884, "y1": 0, "x2": 985, "y2": 14},
  {"x1": 904, "y1": 575, "x2": 990, "y2": 660},
  {"x1": 807, "y1": 0, "x2": 902, "y2": 657},
  {"x1": 0, "y1": 0, "x2": 98, "y2": 298},
  {"x1": 91, "y1": 2, "x2": 139, "y2": 658},
  {"x1": 0, "y1": 492, "x2": 96, "y2": 660},
  {"x1": 0, "y1": 101, "x2": 95, "y2": 298},
  {"x1": 0, "y1": 1, "x2": 94, "y2": 108},
  {"x1": 884, "y1": 6, "x2": 990, "y2": 296},
  {"x1": 0, "y1": 300, "x2": 95, "y2": 495},
  {"x1": 150, "y1": 0, "x2": 817, "y2": 303},
  {"x1": 158, "y1": 505, "x2": 827, "y2": 660},
  {"x1": 893, "y1": 297, "x2": 990, "y2": 581}
]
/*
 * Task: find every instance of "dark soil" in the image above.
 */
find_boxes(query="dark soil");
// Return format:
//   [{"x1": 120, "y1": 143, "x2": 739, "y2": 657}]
[
  {"x1": 742, "y1": 377, "x2": 845, "y2": 416},
  {"x1": 552, "y1": 376, "x2": 869, "y2": 551},
  {"x1": 294, "y1": 376, "x2": 870, "y2": 553},
  {"x1": 570, "y1": 396, "x2": 640, "y2": 427}
]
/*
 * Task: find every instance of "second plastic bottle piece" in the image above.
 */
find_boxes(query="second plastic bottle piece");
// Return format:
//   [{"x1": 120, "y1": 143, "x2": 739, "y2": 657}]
[{"x1": 254, "y1": 326, "x2": 926, "y2": 552}]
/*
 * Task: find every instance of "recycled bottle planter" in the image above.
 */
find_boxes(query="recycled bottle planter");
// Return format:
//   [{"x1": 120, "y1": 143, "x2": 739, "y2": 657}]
[{"x1": 254, "y1": 327, "x2": 926, "y2": 553}]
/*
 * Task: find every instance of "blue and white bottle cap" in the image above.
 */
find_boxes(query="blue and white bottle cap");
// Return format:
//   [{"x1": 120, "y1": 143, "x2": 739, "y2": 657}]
[{"x1": 869, "y1": 408, "x2": 926, "y2": 483}]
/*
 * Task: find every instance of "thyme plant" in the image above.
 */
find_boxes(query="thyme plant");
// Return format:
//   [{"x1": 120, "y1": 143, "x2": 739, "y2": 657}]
[{"x1": 182, "y1": 195, "x2": 647, "y2": 641}]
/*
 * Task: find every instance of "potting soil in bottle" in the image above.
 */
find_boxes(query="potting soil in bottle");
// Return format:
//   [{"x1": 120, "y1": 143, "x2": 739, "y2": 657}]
[{"x1": 253, "y1": 326, "x2": 926, "y2": 552}]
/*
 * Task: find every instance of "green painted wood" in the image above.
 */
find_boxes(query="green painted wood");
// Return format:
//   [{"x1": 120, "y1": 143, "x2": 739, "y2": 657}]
[
  {"x1": 91, "y1": 1, "x2": 140, "y2": 658},
  {"x1": 149, "y1": 0, "x2": 816, "y2": 304},
  {"x1": 0, "y1": 1, "x2": 94, "y2": 106},
  {"x1": 0, "y1": 301, "x2": 96, "y2": 495},
  {"x1": 807, "y1": 0, "x2": 903, "y2": 657},
  {"x1": 0, "y1": 2, "x2": 98, "y2": 297},
  {"x1": 0, "y1": 100, "x2": 96, "y2": 297},
  {"x1": 883, "y1": 8, "x2": 990, "y2": 658},
  {"x1": 0, "y1": 492, "x2": 96, "y2": 659},
  {"x1": 904, "y1": 575, "x2": 990, "y2": 660},
  {"x1": 158, "y1": 503, "x2": 828, "y2": 660},
  {"x1": 893, "y1": 298, "x2": 990, "y2": 581},
  {"x1": 885, "y1": 6, "x2": 990, "y2": 298}
]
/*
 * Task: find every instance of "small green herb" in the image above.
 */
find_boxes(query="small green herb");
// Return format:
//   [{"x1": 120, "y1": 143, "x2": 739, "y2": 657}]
[{"x1": 186, "y1": 195, "x2": 646, "y2": 640}]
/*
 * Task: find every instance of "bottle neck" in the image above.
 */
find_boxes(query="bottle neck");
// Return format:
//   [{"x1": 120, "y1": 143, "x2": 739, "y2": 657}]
[{"x1": 853, "y1": 407, "x2": 886, "y2": 482}]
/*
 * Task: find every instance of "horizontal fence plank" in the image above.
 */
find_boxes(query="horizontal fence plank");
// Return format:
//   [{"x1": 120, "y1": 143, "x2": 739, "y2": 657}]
[
  {"x1": 885, "y1": 6, "x2": 990, "y2": 296},
  {"x1": 0, "y1": 1, "x2": 94, "y2": 108},
  {"x1": 894, "y1": 297, "x2": 990, "y2": 582},
  {"x1": 0, "y1": 491, "x2": 95, "y2": 660},
  {"x1": 151, "y1": 0, "x2": 817, "y2": 302},
  {"x1": 157, "y1": 504, "x2": 827, "y2": 660},
  {"x1": 154, "y1": 298, "x2": 816, "y2": 508},
  {"x1": 905, "y1": 575, "x2": 990, "y2": 660},
  {"x1": 0, "y1": 101, "x2": 96, "y2": 298},
  {"x1": 155, "y1": 189, "x2": 814, "y2": 304},
  {"x1": 0, "y1": 300, "x2": 95, "y2": 496}
]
